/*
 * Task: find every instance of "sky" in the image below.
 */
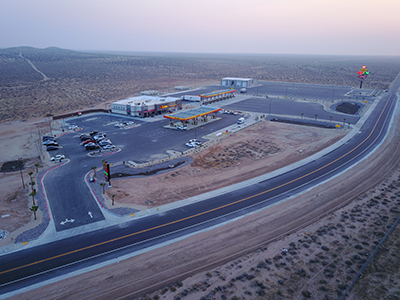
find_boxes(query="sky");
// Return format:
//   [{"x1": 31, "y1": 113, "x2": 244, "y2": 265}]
[{"x1": 1, "y1": 0, "x2": 399, "y2": 56}]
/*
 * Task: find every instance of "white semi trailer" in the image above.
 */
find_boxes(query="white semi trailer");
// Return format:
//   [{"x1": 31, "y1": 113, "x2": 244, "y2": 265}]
[{"x1": 181, "y1": 95, "x2": 201, "y2": 102}]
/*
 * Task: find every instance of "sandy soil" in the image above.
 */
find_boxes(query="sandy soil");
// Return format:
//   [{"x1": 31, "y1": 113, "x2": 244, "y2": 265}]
[
  {"x1": 105, "y1": 120, "x2": 346, "y2": 209},
  {"x1": 0, "y1": 118, "x2": 50, "y2": 240}
]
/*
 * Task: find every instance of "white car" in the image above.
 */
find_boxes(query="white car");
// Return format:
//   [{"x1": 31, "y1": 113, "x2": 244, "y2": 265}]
[
  {"x1": 50, "y1": 154, "x2": 65, "y2": 161},
  {"x1": 99, "y1": 140, "x2": 112, "y2": 146},
  {"x1": 43, "y1": 139, "x2": 57, "y2": 145},
  {"x1": 102, "y1": 145, "x2": 116, "y2": 150},
  {"x1": 189, "y1": 139, "x2": 202, "y2": 145},
  {"x1": 178, "y1": 125, "x2": 187, "y2": 130},
  {"x1": 185, "y1": 142, "x2": 196, "y2": 148}
]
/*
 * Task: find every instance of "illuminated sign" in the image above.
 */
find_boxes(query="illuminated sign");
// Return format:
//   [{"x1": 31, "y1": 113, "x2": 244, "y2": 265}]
[
  {"x1": 103, "y1": 160, "x2": 111, "y2": 182},
  {"x1": 357, "y1": 66, "x2": 368, "y2": 88}
]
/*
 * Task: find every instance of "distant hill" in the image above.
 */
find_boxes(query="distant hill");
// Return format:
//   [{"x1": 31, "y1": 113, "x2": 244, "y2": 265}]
[{"x1": 0, "y1": 46, "x2": 108, "y2": 62}]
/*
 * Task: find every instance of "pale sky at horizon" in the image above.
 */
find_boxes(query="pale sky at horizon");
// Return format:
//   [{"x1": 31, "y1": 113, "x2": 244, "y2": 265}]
[{"x1": 1, "y1": 0, "x2": 399, "y2": 56}]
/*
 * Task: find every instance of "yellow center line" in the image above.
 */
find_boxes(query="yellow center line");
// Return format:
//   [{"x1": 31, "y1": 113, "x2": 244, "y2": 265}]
[{"x1": 0, "y1": 96, "x2": 392, "y2": 277}]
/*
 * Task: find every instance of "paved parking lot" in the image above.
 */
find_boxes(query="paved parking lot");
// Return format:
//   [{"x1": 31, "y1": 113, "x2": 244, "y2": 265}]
[{"x1": 246, "y1": 81, "x2": 353, "y2": 102}]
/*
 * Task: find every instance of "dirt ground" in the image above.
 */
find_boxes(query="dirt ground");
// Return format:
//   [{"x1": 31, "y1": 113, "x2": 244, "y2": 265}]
[
  {"x1": 0, "y1": 118, "x2": 50, "y2": 240},
  {"x1": 2, "y1": 99, "x2": 400, "y2": 299},
  {"x1": 106, "y1": 120, "x2": 346, "y2": 209}
]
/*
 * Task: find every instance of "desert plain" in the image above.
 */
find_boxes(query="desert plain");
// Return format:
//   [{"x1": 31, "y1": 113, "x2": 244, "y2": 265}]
[{"x1": 1, "y1": 47, "x2": 400, "y2": 299}]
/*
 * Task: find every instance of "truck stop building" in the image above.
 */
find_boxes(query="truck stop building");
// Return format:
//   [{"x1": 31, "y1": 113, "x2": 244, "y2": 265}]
[
  {"x1": 111, "y1": 96, "x2": 182, "y2": 118},
  {"x1": 164, "y1": 106, "x2": 221, "y2": 129},
  {"x1": 221, "y1": 77, "x2": 256, "y2": 88}
]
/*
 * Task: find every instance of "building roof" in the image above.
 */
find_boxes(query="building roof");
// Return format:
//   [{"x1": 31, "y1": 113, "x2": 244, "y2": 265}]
[
  {"x1": 112, "y1": 95, "x2": 180, "y2": 105},
  {"x1": 222, "y1": 77, "x2": 253, "y2": 81},
  {"x1": 164, "y1": 106, "x2": 221, "y2": 121},
  {"x1": 199, "y1": 89, "x2": 236, "y2": 98}
]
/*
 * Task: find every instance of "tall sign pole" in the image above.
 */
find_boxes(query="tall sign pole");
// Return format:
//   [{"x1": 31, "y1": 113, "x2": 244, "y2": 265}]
[
  {"x1": 357, "y1": 65, "x2": 369, "y2": 89},
  {"x1": 103, "y1": 160, "x2": 111, "y2": 186}
]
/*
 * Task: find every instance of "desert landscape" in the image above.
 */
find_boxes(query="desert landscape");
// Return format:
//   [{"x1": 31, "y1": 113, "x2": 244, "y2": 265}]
[{"x1": 1, "y1": 47, "x2": 400, "y2": 299}]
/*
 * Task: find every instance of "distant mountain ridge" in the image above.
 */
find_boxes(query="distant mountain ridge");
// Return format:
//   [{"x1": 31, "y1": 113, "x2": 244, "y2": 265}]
[{"x1": 1, "y1": 46, "x2": 81, "y2": 55}]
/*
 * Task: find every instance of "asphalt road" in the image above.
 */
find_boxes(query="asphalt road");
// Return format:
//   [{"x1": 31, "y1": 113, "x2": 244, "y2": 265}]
[{"x1": 1, "y1": 75, "x2": 398, "y2": 294}]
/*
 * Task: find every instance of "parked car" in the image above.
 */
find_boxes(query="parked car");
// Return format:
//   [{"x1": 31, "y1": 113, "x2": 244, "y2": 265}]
[
  {"x1": 46, "y1": 146, "x2": 59, "y2": 151},
  {"x1": 95, "y1": 136, "x2": 106, "y2": 142},
  {"x1": 93, "y1": 134, "x2": 106, "y2": 141},
  {"x1": 80, "y1": 135, "x2": 92, "y2": 141},
  {"x1": 99, "y1": 140, "x2": 112, "y2": 146},
  {"x1": 84, "y1": 142, "x2": 96, "y2": 147},
  {"x1": 42, "y1": 136, "x2": 54, "y2": 141},
  {"x1": 102, "y1": 145, "x2": 116, "y2": 150},
  {"x1": 43, "y1": 139, "x2": 57, "y2": 145},
  {"x1": 178, "y1": 125, "x2": 187, "y2": 130},
  {"x1": 46, "y1": 142, "x2": 59, "y2": 147},
  {"x1": 82, "y1": 139, "x2": 96, "y2": 145},
  {"x1": 185, "y1": 142, "x2": 196, "y2": 148},
  {"x1": 86, "y1": 145, "x2": 100, "y2": 151},
  {"x1": 50, "y1": 154, "x2": 65, "y2": 161},
  {"x1": 189, "y1": 139, "x2": 202, "y2": 145}
]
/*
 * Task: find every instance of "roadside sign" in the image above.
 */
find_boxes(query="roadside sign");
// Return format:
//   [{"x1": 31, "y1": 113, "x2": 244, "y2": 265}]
[{"x1": 103, "y1": 160, "x2": 111, "y2": 182}]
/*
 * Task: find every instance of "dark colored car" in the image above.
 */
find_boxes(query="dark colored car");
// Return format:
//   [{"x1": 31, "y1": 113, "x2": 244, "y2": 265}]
[
  {"x1": 42, "y1": 136, "x2": 54, "y2": 141},
  {"x1": 86, "y1": 145, "x2": 100, "y2": 151},
  {"x1": 80, "y1": 135, "x2": 92, "y2": 141},
  {"x1": 46, "y1": 142, "x2": 59, "y2": 147},
  {"x1": 46, "y1": 146, "x2": 59, "y2": 151}
]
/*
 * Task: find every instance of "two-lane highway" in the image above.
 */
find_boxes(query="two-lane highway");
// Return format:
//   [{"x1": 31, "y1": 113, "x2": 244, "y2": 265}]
[{"x1": 0, "y1": 80, "x2": 398, "y2": 294}]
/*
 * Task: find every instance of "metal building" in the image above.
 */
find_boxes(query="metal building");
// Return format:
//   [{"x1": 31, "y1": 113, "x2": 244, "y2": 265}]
[
  {"x1": 221, "y1": 77, "x2": 256, "y2": 88},
  {"x1": 111, "y1": 96, "x2": 182, "y2": 118},
  {"x1": 182, "y1": 89, "x2": 236, "y2": 104}
]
